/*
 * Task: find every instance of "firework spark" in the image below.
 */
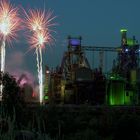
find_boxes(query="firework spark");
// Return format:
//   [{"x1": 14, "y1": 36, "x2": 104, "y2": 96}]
[
  {"x1": 25, "y1": 9, "x2": 56, "y2": 32},
  {"x1": 0, "y1": 0, "x2": 21, "y2": 72},
  {"x1": 25, "y1": 9, "x2": 56, "y2": 104},
  {"x1": 0, "y1": 0, "x2": 21, "y2": 98},
  {"x1": 29, "y1": 30, "x2": 51, "y2": 49},
  {"x1": 25, "y1": 9, "x2": 55, "y2": 49},
  {"x1": 0, "y1": 0, "x2": 21, "y2": 41}
]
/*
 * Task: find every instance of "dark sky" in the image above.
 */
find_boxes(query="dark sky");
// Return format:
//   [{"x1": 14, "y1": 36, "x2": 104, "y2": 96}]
[{"x1": 5, "y1": 0, "x2": 140, "y2": 79}]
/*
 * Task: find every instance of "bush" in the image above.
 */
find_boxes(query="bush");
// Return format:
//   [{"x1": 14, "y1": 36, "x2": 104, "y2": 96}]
[{"x1": 0, "y1": 72, "x2": 25, "y2": 124}]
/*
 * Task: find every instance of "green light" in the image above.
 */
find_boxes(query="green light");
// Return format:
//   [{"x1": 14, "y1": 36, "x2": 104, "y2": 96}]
[
  {"x1": 125, "y1": 91, "x2": 133, "y2": 104},
  {"x1": 107, "y1": 79, "x2": 135, "y2": 105},
  {"x1": 127, "y1": 38, "x2": 136, "y2": 46},
  {"x1": 120, "y1": 29, "x2": 127, "y2": 32},
  {"x1": 109, "y1": 75, "x2": 123, "y2": 80},
  {"x1": 108, "y1": 80, "x2": 125, "y2": 105},
  {"x1": 110, "y1": 76, "x2": 114, "y2": 79},
  {"x1": 44, "y1": 96, "x2": 49, "y2": 100}
]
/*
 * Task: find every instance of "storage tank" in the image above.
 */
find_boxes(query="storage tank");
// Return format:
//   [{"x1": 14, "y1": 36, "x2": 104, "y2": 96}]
[
  {"x1": 108, "y1": 79, "x2": 125, "y2": 105},
  {"x1": 107, "y1": 78, "x2": 137, "y2": 105}
]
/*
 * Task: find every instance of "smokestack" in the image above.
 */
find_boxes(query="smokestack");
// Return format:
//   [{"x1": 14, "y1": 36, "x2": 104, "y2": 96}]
[{"x1": 120, "y1": 29, "x2": 127, "y2": 46}]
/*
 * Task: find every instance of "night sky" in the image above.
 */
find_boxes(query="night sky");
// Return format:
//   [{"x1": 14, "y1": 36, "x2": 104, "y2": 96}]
[{"x1": 5, "y1": 0, "x2": 140, "y2": 81}]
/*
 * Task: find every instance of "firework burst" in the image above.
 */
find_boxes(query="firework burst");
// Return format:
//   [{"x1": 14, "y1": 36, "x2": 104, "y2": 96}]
[
  {"x1": 25, "y1": 9, "x2": 56, "y2": 49},
  {"x1": 25, "y1": 9, "x2": 56, "y2": 104},
  {"x1": 0, "y1": 0, "x2": 21, "y2": 98},
  {"x1": 29, "y1": 29, "x2": 51, "y2": 49},
  {"x1": 25, "y1": 9, "x2": 56, "y2": 32},
  {"x1": 0, "y1": 0, "x2": 21, "y2": 72},
  {"x1": 0, "y1": 0, "x2": 21, "y2": 42}
]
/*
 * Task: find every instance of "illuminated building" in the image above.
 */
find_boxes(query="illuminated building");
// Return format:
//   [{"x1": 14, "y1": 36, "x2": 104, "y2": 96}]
[{"x1": 44, "y1": 30, "x2": 140, "y2": 106}]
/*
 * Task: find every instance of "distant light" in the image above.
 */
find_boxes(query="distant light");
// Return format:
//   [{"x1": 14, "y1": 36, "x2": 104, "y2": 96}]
[
  {"x1": 32, "y1": 92, "x2": 36, "y2": 97},
  {"x1": 69, "y1": 39, "x2": 80, "y2": 46},
  {"x1": 125, "y1": 49, "x2": 129, "y2": 52},
  {"x1": 44, "y1": 95, "x2": 49, "y2": 100},
  {"x1": 120, "y1": 29, "x2": 127, "y2": 32},
  {"x1": 110, "y1": 76, "x2": 114, "y2": 79},
  {"x1": 46, "y1": 70, "x2": 50, "y2": 74}
]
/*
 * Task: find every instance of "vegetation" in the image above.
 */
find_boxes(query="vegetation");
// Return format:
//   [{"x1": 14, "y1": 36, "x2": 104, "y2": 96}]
[
  {"x1": 1, "y1": 72, "x2": 140, "y2": 139},
  {"x1": 0, "y1": 72, "x2": 25, "y2": 118},
  {"x1": 11, "y1": 105, "x2": 140, "y2": 140}
]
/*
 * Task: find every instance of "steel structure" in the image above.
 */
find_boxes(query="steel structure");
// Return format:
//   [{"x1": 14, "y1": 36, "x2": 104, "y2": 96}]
[
  {"x1": 61, "y1": 36, "x2": 90, "y2": 80},
  {"x1": 44, "y1": 29, "x2": 140, "y2": 105},
  {"x1": 82, "y1": 46, "x2": 121, "y2": 52}
]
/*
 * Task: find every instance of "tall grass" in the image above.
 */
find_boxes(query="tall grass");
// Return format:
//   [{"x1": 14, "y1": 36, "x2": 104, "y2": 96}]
[{"x1": 0, "y1": 106, "x2": 54, "y2": 140}]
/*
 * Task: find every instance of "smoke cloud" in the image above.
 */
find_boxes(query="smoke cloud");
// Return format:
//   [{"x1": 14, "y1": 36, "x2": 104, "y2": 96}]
[{"x1": 5, "y1": 51, "x2": 35, "y2": 87}]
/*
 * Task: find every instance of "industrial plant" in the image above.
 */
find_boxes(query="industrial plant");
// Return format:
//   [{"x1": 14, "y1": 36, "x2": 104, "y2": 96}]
[{"x1": 42, "y1": 29, "x2": 140, "y2": 106}]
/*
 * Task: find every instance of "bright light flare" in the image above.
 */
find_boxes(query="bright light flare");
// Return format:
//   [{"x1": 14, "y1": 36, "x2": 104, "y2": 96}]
[
  {"x1": 0, "y1": 0, "x2": 21, "y2": 41},
  {"x1": 25, "y1": 9, "x2": 56, "y2": 48},
  {"x1": 25, "y1": 9, "x2": 55, "y2": 32},
  {"x1": 26, "y1": 10, "x2": 45, "y2": 32},
  {"x1": 29, "y1": 30, "x2": 51, "y2": 48}
]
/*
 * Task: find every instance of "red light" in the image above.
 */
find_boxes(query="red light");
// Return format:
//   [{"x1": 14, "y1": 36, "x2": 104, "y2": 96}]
[{"x1": 32, "y1": 92, "x2": 36, "y2": 97}]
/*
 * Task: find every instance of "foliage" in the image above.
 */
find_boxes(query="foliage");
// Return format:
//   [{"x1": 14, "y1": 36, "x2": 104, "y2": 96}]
[
  {"x1": 0, "y1": 72, "x2": 25, "y2": 119},
  {"x1": 112, "y1": 114, "x2": 140, "y2": 140},
  {"x1": 1, "y1": 88, "x2": 140, "y2": 140}
]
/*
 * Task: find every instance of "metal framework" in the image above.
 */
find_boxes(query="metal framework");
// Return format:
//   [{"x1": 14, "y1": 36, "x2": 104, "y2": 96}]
[{"x1": 82, "y1": 46, "x2": 121, "y2": 52}]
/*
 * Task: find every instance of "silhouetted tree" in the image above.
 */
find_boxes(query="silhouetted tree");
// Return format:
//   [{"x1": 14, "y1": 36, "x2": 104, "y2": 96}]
[{"x1": 0, "y1": 72, "x2": 25, "y2": 119}]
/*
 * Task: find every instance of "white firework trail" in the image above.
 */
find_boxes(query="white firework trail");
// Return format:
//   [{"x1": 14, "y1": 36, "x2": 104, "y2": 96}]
[
  {"x1": 36, "y1": 46, "x2": 43, "y2": 104},
  {"x1": 1, "y1": 36, "x2": 6, "y2": 72},
  {"x1": 0, "y1": 37, "x2": 6, "y2": 98}
]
